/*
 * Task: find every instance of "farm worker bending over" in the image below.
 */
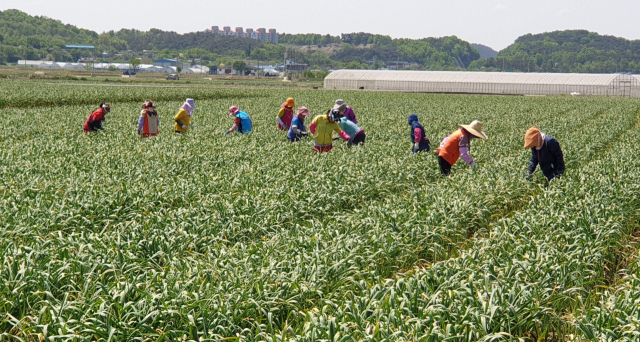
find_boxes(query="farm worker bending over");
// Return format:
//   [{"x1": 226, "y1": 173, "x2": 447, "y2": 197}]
[
  {"x1": 408, "y1": 114, "x2": 430, "y2": 154},
  {"x1": 84, "y1": 103, "x2": 110, "y2": 133},
  {"x1": 277, "y1": 97, "x2": 295, "y2": 130},
  {"x1": 524, "y1": 126, "x2": 565, "y2": 181},
  {"x1": 310, "y1": 108, "x2": 350, "y2": 153},
  {"x1": 338, "y1": 114, "x2": 365, "y2": 147},
  {"x1": 436, "y1": 120, "x2": 487, "y2": 176},
  {"x1": 334, "y1": 99, "x2": 357, "y2": 124},
  {"x1": 287, "y1": 106, "x2": 310, "y2": 142},
  {"x1": 138, "y1": 100, "x2": 159, "y2": 137},
  {"x1": 226, "y1": 106, "x2": 253, "y2": 134},
  {"x1": 174, "y1": 98, "x2": 196, "y2": 133}
]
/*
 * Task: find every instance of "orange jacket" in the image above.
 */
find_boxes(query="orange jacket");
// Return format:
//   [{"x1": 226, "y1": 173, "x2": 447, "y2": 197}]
[{"x1": 439, "y1": 129, "x2": 469, "y2": 166}]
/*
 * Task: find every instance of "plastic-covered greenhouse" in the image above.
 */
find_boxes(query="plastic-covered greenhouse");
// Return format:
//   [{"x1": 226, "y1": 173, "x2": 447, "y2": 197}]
[{"x1": 324, "y1": 70, "x2": 640, "y2": 97}]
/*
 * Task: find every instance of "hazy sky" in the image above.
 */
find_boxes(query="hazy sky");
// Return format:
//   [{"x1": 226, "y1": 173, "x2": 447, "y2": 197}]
[{"x1": 2, "y1": 0, "x2": 640, "y2": 50}]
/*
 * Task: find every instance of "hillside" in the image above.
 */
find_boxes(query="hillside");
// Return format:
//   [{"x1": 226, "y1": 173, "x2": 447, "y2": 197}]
[
  {"x1": 281, "y1": 32, "x2": 481, "y2": 69},
  {"x1": 0, "y1": 9, "x2": 264, "y2": 64},
  {"x1": 471, "y1": 43, "x2": 498, "y2": 59},
  {"x1": 470, "y1": 30, "x2": 640, "y2": 73},
  {"x1": 4, "y1": 10, "x2": 639, "y2": 74},
  {"x1": 0, "y1": 10, "x2": 482, "y2": 71}
]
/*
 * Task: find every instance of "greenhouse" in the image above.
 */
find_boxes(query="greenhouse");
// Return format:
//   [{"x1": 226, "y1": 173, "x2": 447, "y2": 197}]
[{"x1": 324, "y1": 70, "x2": 640, "y2": 97}]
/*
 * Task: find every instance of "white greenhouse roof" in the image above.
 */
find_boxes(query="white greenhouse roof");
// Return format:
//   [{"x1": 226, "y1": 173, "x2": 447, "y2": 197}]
[{"x1": 326, "y1": 70, "x2": 628, "y2": 86}]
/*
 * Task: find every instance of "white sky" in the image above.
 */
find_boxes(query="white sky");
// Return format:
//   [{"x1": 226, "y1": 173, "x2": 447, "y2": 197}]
[{"x1": 2, "y1": 0, "x2": 640, "y2": 51}]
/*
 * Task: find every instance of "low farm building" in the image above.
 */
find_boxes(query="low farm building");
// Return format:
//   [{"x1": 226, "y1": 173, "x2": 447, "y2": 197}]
[{"x1": 324, "y1": 70, "x2": 640, "y2": 97}]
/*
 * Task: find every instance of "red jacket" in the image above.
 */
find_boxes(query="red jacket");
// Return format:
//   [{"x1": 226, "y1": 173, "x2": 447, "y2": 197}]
[{"x1": 84, "y1": 109, "x2": 105, "y2": 132}]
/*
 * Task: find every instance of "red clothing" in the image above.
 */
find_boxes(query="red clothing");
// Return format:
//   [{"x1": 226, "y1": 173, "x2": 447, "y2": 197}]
[
  {"x1": 84, "y1": 109, "x2": 105, "y2": 133},
  {"x1": 313, "y1": 145, "x2": 333, "y2": 153},
  {"x1": 278, "y1": 106, "x2": 294, "y2": 130},
  {"x1": 414, "y1": 128, "x2": 423, "y2": 143}
]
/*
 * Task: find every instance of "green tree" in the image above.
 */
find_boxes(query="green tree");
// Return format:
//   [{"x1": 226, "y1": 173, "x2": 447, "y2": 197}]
[
  {"x1": 233, "y1": 60, "x2": 246, "y2": 75},
  {"x1": 129, "y1": 57, "x2": 141, "y2": 72}
]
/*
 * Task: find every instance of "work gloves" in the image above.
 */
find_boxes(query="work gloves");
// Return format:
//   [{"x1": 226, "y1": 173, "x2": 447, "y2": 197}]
[
  {"x1": 181, "y1": 124, "x2": 188, "y2": 129},
  {"x1": 470, "y1": 161, "x2": 478, "y2": 168}
]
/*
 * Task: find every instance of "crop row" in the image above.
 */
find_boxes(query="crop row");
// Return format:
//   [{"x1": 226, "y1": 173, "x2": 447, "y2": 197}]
[{"x1": 0, "y1": 84, "x2": 639, "y2": 341}]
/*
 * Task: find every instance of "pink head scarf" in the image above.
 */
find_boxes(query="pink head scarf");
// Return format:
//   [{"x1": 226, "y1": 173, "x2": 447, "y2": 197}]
[{"x1": 181, "y1": 98, "x2": 196, "y2": 116}]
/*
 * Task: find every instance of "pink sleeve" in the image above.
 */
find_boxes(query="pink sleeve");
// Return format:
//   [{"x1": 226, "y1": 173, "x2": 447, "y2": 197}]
[
  {"x1": 310, "y1": 122, "x2": 317, "y2": 134},
  {"x1": 414, "y1": 128, "x2": 422, "y2": 143},
  {"x1": 439, "y1": 136, "x2": 449, "y2": 148},
  {"x1": 459, "y1": 135, "x2": 473, "y2": 164},
  {"x1": 460, "y1": 146, "x2": 474, "y2": 164},
  {"x1": 339, "y1": 131, "x2": 350, "y2": 141}
]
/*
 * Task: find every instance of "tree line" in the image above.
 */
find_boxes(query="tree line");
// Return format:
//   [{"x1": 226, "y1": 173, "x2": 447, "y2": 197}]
[
  {"x1": 2, "y1": 10, "x2": 640, "y2": 74},
  {"x1": 470, "y1": 30, "x2": 640, "y2": 74}
]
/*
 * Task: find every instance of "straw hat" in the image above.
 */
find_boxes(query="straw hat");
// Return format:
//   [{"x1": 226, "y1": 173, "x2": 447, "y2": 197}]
[
  {"x1": 459, "y1": 120, "x2": 488, "y2": 139},
  {"x1": 333, "y1": 99, "x2": 347, "y2": 113},
  {"x1": 524, "y1": 126, "x2": 541, "y2": 148}
]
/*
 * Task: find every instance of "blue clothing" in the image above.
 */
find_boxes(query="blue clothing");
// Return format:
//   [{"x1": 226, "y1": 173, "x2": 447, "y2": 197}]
[
  {"x1": 528, "y1": 136, "x2": 565, "y2": 180},
  {"x1": 287, "y1": 115, "x2": 307, "y2": 140},
  {"x1": 235, "y1": 111, "x2": 252, "y2": 134},
  {"x1": 408, "y1": 114, "x2": 430, "y2": 153},
  {"x1": 413, "y1": 143, "x2": 431, "y2": 153},
  {"x1": 338, "y1": 117, "x2": 363, "y2": 141},
  {"x1": 408, "y1": 114, "x2": 428, "y2": 144}
]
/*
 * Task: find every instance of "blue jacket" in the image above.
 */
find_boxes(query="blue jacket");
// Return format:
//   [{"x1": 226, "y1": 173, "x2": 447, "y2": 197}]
[
  {"x1": 338, "y1": 117, "x2": 362, "y2": 138},
  {"x1": 528, "y1": 135, "x2": 565, "y2": 180},
  {"x1": 235, "y1": 111, "x2": 252, "y2": 134},
  {"x1": 287, "y1": 115, "x2": 306, "y2": 139},
  {"x1": 408, "y1": 114, "x2": 428, "y2": 144}
]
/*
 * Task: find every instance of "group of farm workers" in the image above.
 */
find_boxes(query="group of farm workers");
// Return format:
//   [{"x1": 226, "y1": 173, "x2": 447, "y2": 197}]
[
  {"x1": 407, "y1": 113, "x2": 565, "y2": 180},
  {"x1": 276, "y1": 97, "x2": 365, "y2": 152},
  {"x1": 83, "y1": 98, "x2": 564, "y2": 181}
]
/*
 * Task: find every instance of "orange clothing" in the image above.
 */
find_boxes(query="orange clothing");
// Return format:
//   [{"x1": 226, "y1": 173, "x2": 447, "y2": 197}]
[
  {"x1": 439, "y1": 129, "x2": 469, "y2": 166},
  {"x1": 140, "y1": 109, "x2": 159, "y2": 137}
]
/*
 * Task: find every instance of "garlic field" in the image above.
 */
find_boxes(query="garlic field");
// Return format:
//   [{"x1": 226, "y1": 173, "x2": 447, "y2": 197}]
[{"x1": 1, "y1": 79, "x2": 639, "y2": 341}]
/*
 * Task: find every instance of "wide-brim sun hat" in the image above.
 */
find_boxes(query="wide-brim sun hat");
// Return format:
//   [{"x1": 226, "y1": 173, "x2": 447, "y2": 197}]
[
  {"x1": 333, "y1": 103, "x2": 347, "y2": 113},
  {"x1": 297, "y1": 106, "x2": 310, "y2": 116},
  {"x1": 229, "y1": 106, "x2": 239, "y2": 114},
  {"x1": 459, "y1": 120, "x2": 488, "y2": 139},
  {"x1": 333, "y1": 99, "x2": 347, "y2": 113},
  {"x1": 285, "y1": 98, "x2": 295, "y2": 107}
]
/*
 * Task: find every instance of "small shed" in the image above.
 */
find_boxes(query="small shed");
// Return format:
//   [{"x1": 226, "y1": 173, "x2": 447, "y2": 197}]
[{"x1": 218, "y1": 65, "x2": 236, "y2": 75}]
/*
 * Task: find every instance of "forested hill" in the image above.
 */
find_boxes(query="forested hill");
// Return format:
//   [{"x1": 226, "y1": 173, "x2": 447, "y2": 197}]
[
  {"x1": 281, "y1": 32, "x2": 481, "y2": 69},
  {"x1": 470, "y1": 30, "x2": 640, "y2": 73},
  {"x1": 0, "y1": 9, "x2": 481, "y2": 70},
  {"x1": 0, "y1": 9, "x2": 98, "y2": 48},
  {"x1": 110, "y1": 29, "x2": 262, "y2": 54},
  {"x1": 471, "y1": 44, "x2": 498, "y2": 59},
  {"x1": 0, "y1": 9, "x2": 265, "y2": 63},
  {"x1": 3, "y1": 10, "x2": 640, "y2": 74}
]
